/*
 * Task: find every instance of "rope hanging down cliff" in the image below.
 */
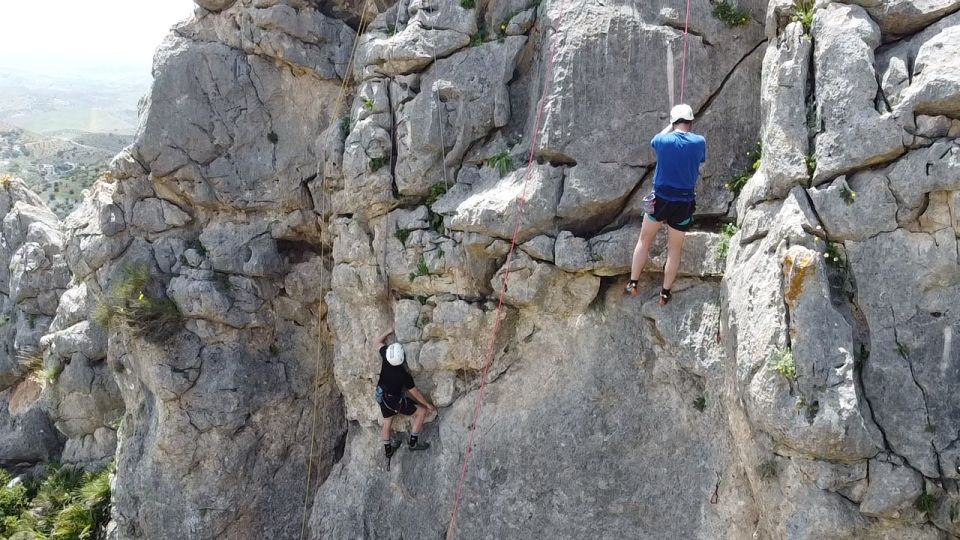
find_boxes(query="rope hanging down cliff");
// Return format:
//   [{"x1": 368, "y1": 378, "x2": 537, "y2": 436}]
[
  {"x1": 299, "y1": 4, "x2": 371, "y2": 539},
  {"x1": 444, "y1": 0, "x2": 697, "y2": 536},
  {"x1": 444, "y1": 0, "x2": 572, "y2": 536},
  {"x1": 679, "y1": 0, "x2": 693, "y2": 103}
]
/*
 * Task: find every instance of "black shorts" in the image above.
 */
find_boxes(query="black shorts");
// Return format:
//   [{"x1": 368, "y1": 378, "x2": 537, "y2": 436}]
[
  {"x1": 379, "y1": 396, "x2": 418, "y2": 418},
  {"x1": 649, "y1": 198, "x2": 696, "y2": 232}
]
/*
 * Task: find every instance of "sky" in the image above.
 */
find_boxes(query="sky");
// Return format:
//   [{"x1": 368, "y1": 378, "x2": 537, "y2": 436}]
[{"x1": 0, "y1": 0, "x2": 196, "y2": 74}]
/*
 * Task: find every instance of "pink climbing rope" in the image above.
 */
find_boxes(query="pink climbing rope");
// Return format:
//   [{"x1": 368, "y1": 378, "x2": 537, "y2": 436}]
[
  {"x1": 444, "y1": 3, "x2": 569, "y2": 538},
  {"x1": 447, "y1": 0, "x2": 694, "y2": 535},
  {"x1": 679, "y1": 0, "x2": 693, "y2": 103}
]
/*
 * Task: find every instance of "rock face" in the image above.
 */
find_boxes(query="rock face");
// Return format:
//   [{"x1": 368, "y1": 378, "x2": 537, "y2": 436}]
[
  {"x1": 2, "y1": 0, "x2": 960, "y2": 539},
  {"x1": 0, "y1": 179, "x2": 67, "y2": 469}
]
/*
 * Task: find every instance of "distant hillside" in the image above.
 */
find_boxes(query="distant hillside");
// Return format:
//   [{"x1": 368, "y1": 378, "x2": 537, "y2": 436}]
[
  {"x1": 0, "y1": 65, "x2": 145, "y2": 135},
  {"x1": 0, "y1": 123, "x2": 130, "y2": 217}
]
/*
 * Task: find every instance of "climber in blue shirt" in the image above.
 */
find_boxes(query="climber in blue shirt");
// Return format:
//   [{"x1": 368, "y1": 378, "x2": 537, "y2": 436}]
[{"x1": 625, "y1": 104, "x2": 706, "y2": 305}]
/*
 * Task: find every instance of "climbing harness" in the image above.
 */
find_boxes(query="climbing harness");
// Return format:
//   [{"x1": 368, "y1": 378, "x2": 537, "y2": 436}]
[{"x1": 298, "y1": 4, "x2": 372, "y2": 540}]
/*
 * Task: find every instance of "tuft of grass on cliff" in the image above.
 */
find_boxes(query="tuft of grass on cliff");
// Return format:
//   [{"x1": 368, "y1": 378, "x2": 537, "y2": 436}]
[{"x1": 0, "y1": 463, "x2": 113, "y2": 540}]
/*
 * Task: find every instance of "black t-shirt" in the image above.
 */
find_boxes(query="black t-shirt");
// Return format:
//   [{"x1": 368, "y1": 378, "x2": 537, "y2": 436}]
[{"x1": 377, "y1": 345, "x2": 415, "y2": 398}]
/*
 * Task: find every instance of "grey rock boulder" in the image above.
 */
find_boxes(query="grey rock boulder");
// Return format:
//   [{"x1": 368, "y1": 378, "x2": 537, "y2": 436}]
[
  {"x1": 447, "y1": 163, "x2": 562, "y2": 243},
  {"x1": 807, "y1": 174, "x2": 898, "y2": 241},
  {"x1": 394, "y1": 37, "x2": 525, "y2": 196},
  {"x1": 811, "y1": 4, "x2": 904, "y2": 184},
  {"x1": 859, "y1": 458, "x2": 923, "y2": 519},
  {"x1": 554, "y1": 226, "x2": 725, "y2": 278}
]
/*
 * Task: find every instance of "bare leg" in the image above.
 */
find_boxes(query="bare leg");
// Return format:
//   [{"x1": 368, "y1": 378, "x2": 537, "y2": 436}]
[
  {"x1": 663, "y1": 225, "x2": 687, "y2": 292},
  {"x1": 411, "y1": 405, "x2": 427, "y2": 435},
  {"x1": 381, "y1": 416, "x2": 394, "y2": 442},
  {"x1": 630, "y1": 216, "x2": 663, "y2": 281}
]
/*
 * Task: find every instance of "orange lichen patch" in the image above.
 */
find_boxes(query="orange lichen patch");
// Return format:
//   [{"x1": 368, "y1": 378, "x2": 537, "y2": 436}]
[
  {"x1": 9, "y1": 378, "x2": 41, "y2": 414},
  {"x1": 783, "y1": 251, "x2": 818, "y2": 306}
]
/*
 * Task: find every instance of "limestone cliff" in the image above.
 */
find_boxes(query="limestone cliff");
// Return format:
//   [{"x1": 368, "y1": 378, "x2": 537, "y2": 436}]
[{"x1": 2, "y1": 0, "x2": 960, "y2": 538}]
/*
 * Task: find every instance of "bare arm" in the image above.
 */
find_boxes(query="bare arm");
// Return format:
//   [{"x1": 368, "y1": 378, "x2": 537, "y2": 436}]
[
  {"x1": 407, "y1": 387, "x2": 436, "y2": 412},
  {"x1": 373, "y1": 328, "x2": 394, "y2": 349},
  {"x1": 659, "y1": 123, "x2": 675, "y2": 135}
]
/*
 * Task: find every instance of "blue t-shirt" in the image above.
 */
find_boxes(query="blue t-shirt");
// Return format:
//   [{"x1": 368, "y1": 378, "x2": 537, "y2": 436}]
[{"x1": 651, "y1": 131, "x2": 707, "y2": 202}]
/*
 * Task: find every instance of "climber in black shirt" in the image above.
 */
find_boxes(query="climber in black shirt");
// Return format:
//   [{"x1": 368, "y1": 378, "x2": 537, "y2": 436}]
[{"x1": 374, "y1": 328, "x2": 436, "y2": 458}]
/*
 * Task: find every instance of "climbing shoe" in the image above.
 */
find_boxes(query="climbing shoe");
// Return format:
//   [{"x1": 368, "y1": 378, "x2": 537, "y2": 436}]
[
  {"x1": 408, "y1": 440, "x2": 431, "y2": 451},
  {"x1": 659, "y1": 288, "x2": 672, "y2": 306},
  {"x1": 384, "y1": 439, "x2": 401, "y2": 459},
  {"x1": 624, "y1": 280, "x2": 639, "y2": 297}
]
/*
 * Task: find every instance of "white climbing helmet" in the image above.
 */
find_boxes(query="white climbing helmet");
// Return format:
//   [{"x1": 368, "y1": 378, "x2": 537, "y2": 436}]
[
  {"x1": 670, "y1": 103, "x2": 695, "y2": 124},
  {"x1": 386, "y1": 343, "x2": 405, "y2": 366}
]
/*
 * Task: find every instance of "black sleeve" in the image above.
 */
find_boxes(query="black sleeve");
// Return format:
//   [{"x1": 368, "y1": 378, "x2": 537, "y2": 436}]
[
  {"x1": 379, "y1": 345, "x2": 387, "y2": 361},
  {"x1": 403, "y1": 369, "x2": 415, "y2": 390}
]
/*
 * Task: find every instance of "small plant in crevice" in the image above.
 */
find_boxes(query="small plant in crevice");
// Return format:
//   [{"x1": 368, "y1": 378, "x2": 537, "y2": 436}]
[
  {"x1": 416, "y1": 295, "x2": 428, "y2": 305},
  {"x1": 805, "y1": 154, "x2": 817, "y2": 176},
  {"x1": 486, "y1": 151, "x2": 513, "y2": 177},
  {"x1": 385, "y1": 24, "x2": 396, "y2": 36},
  {"x1": 338, "y1": 116, "x2": 351, "y2": 142},
  {"x1": 269, "y1": 343, "x2": 280, "y2": 356},
  {"x1": 188, "y1": 237, "x2": 207, "y2": 257},
  {"x1": 717, "y1": 223, "x2": 739, "y2": 262},
  {"x1": 693, "y1": 395, "x2": 707, "y2": 412},
  {"x1": 369, "y1": 157, "x2": 387, "y2": 172},
  {"x1": 362, "y1": 98, "x2": 375, "y2": 111},
  {"x1": 823, "y1": 242, "x2": 845, "y2": 269},
  {"x1": 460, "y1": 0, "x2": 475, "y2": 8},
  {"x1": 915, "y1": 491, "x2": 938, "y2": 514},
  {"x1": 758, "y1": 458, "x2": 779, "y2": 480},
  {"x1": 712, "y1": 0, "x2": 751, "y2": 27},
  {"x1": 267, "y1": 131, "x2": 279, "y2": 144},
  {"x1": 790, "y1": 0, "x2": 816, "y2": 35},
  {"x1": 839, "y1": 185, "x2": 857, "y2": 205},
  {"x1": 429, "y1": 211, "x2": 445, "y2": 234},
  {"x1": 498, "y1": 21, "x2": 509, "y2": 38},
  {"x1": 926, "y1": 423, "x2": 937, "y2": 433},
  {"x1": 798, "y1": 397, "x2": 819, "y2": 422},
  {"x1": 395, "y1": 228, "x2": 412, "y2": 244},
  {"x1": 725, "y1": 142, "x2": 761, "y2": 194},
  {"x1": 896, "y1": 340, "x2": 910, "y2": 359},
  {"x1": 770, "y1": 348, "x2": 797, "y2": 380},
  {"x1": 92, "y1": 262, "x2": 181, "y2": 341},
  {"x1": 437, "y1": 247, "x2": 445, "y2": 260},
  {"x1": 18, "y1": 351, "x2": 43, "y2": 375},
  {"x1": 19, "y1": 352, "x2": 61, "y2": 388},
  {"x1": 409, "y1": 255, "x2": 431, "y2": 282},
  {"x1": 426, "y1": 183, "x2": 449, "y2": 206},
  {"x1": 35, "y1": 364, "x2": 63, "y2": 388},
  {"x1": 471, "y1": 27, "x2": 488, "y2": 47}
]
